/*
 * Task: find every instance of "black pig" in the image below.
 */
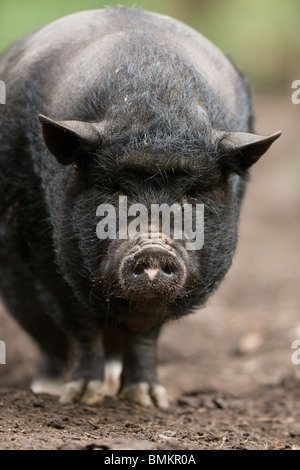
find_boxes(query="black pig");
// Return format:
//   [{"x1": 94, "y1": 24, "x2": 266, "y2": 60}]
[{"x1": 0, "y1": 7, "x2": 280, "y2": 407}]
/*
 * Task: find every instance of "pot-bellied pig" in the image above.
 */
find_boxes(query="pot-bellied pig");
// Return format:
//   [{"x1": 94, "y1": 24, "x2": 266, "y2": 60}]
[{"x1": 0, "y1": 7, "x2": 280, "y2": 407}]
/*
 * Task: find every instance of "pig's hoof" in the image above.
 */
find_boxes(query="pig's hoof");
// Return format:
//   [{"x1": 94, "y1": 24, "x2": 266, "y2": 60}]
[
  {"x1": 150, "y1": 384, "x2": 169, "y2": 409},
  {"x1": 81, "y1": 379, "x2": 105, "y2": 404},
  {"x1": 120, "y1": 382, "x2": 169, "y2": 409},
  {"x1": 59, "y1": 379, "x2": 104, "y2": 404},
  {"x1": 104, "y1": 358, "x2": 122, "y2": 396},
  {"x1": 30, "y1": 377, "x2": 64, "y2": 397}
]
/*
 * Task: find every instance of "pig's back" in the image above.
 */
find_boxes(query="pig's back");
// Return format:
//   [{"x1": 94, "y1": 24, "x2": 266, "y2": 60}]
[{"x1": 0, "y1": 7, "x2": 250, "y2": 130}]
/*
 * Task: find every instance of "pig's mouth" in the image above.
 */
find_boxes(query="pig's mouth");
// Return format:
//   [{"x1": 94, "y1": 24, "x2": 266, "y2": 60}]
[{"x1": 97, "y1": 237, "x2": 190, "y2": 330}]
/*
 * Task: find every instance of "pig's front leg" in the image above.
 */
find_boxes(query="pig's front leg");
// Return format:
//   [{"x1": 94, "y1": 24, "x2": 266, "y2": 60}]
[
  {"x1": 120, "y1": 327, "x2": 169, "y2": 409},
  {"x1": 60, "y1": 331, "x2": 105, "y2": 405}
]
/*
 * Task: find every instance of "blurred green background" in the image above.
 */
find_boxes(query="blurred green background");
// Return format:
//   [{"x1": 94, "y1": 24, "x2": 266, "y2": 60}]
[{"x1": 0, "y1": 0, "x2": 299, "y2": 92}]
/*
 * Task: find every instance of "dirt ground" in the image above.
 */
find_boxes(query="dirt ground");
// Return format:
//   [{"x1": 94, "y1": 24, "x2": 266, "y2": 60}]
[{"x1": 0, "y1": 94, "x2": 300, "y2": 451}]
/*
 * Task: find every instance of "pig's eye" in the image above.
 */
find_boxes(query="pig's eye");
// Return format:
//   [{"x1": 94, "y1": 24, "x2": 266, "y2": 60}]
[
  {"x1": 112, "y1": 181, "x2": 127, "y2": 195},
  {"x1": 99, "y1": 178, "x2": 123, "y2": 192},
  {"x1": 184, "y1": 187, "x2": 200, "y2": 200},
  {"x1": 186, "y1": 194, "x2": 199, "y2": 201},
  {"x1": 91, "y1": 177, "x2": 126, "y2": 195}
]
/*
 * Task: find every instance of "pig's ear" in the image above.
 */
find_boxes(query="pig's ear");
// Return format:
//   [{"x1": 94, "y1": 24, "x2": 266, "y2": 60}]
[
  {"x1": 219, "y1": 130, "x2": 281, "y2": 174},
  {"x1": 39, "y1": 114, "x2": 101, "y2": 165}
]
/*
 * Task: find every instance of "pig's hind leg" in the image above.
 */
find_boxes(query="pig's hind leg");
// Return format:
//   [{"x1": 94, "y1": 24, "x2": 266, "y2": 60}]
[
  {"x1": 0, "y1": 223, "x2": 105, "y2": 404},
  {"x1": 30, "y1": 351, "x2": 66, "y2": 397},
  {"x1": 0, "y1": 228, "x2": 67, "y2": 396}
]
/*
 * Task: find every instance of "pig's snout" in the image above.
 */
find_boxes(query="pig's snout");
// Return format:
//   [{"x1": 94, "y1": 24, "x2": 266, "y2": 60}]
[
  {"x1": 119, "y1": 240, "x2": 187, "y2": 301},
  {"x1": 133, "y1": 244, "x2": 180, "y2": 280}
]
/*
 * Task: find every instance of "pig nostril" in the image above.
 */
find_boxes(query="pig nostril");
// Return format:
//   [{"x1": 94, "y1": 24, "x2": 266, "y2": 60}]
[
  {"x1": 133, "y1": 262, "x2": 147, "y2": 276},
  {"x1": 130, "y1": 246, "x2": 182, "y2": 280},
  {"x1": 160, "y1": 262, "x2": 177, "y2": 277},
  {"x1": 133, "y1": 260, "x2": 178, "y2": 278}
]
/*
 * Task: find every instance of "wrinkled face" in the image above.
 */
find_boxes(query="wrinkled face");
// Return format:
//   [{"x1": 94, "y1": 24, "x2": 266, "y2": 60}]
[
  {"x1": 40, "y1": 114, "x2": 280, "y2": 331},
  {"x1": 56, "y1": 155, "x2": 240, "y2": 331}
]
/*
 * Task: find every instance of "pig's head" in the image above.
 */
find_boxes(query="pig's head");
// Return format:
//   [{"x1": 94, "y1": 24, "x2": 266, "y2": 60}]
[{"x1": 39, "y1": 113, "x2": 280, "y2": 332}]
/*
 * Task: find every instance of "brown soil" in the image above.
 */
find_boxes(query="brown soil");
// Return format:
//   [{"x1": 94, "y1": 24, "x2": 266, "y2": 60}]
[{"x1": 1, "y1": 94, "x2": 300, "y2": 450}]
